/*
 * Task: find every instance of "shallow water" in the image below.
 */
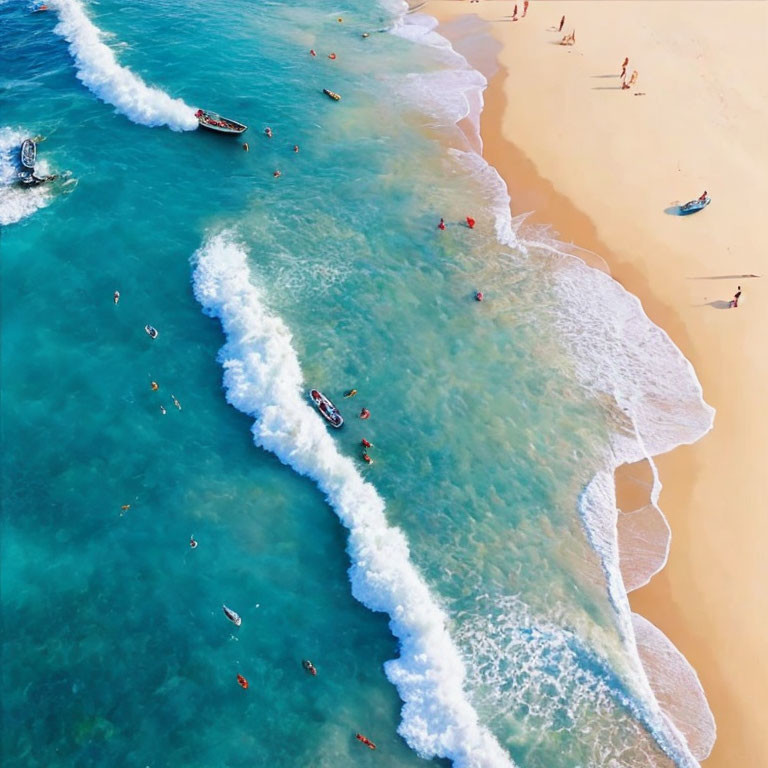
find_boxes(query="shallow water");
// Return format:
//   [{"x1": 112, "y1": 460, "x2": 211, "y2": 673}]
[{"x1": 1, "y1": 1, "x2": 713, "y2": 766}]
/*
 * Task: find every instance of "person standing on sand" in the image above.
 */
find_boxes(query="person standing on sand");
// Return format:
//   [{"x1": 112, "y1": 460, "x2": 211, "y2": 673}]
[
  {"x1": 438, "y1": 217, "x2": 446, "y2": 230},
  {"x1": 523, "y1": 1, "x2": 529, "y2": 17},
  {"x1": 731, "y1": 286, "x2": 742, "y2": 308},
  {"x1": 512, "y1": 4, "x2": 518, "y2": 21},
  {"x1": 621, "y1": 57, "x2": 629, "y2": 79},
  {"x1": 558, "y1": 15, "x2": 565, "y2": 32}
]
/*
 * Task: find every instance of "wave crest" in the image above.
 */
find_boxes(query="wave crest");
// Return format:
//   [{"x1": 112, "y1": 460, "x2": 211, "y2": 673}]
[
  {"x1": 48, "y1": 0, "x2": 197, "y2": 131},
  {"x1": 192, "y1": 231, "x2": 514, "y2": 768}
]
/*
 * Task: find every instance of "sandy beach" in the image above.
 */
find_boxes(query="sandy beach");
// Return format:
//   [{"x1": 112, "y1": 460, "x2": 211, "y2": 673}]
[{"x1": 428, "y1": 1, "x2": 768, "y2": 765}]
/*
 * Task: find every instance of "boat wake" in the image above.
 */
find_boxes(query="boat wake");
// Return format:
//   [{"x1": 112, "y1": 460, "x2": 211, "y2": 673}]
[
  {"x1": 0, "y1": 127, "x2": 52, "y2": 226},
  {"x1": 192, "y1": 230, "x2": 515, "y2": 768},
  {"x1": 47, "y1": 0, "x2": 197, "y2": 131}
]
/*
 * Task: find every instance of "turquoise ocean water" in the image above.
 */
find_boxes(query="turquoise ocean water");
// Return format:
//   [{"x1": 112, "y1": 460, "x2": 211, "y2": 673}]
[{"x1": 1, "y1": 1, "x2": 716, "y2": 766}]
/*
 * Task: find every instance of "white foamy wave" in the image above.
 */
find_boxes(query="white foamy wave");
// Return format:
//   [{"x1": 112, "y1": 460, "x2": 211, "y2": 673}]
[
  {"x1": 632, "y1": 614, "x2": 716, "y2": 761},
  {"x1": 47, "y1": 0, "x2": 197, "y2": 131},
  {"x1": 0, "y1": 128, "x2": 52, "y2": 226},
  {"x1": 192, "y1": 231, "x2": 515, "y2": 768}
]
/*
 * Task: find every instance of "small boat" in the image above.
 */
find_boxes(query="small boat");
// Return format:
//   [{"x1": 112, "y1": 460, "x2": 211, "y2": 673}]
[
  {"x1": 323, "y1": 89, "x2": 341, "y2": 101},
  {"x1": 223, "y1": 605, "x2": 242, "y2": 626},
  {"x1": 144, "y1": 324, "x2": 159, "y2": 339},
  {"x1": 302, "y1": 659, "x2": 317, "y2": 676},
  {"x1": 679, "y1": 196, "x2": 711, "y2": 215},
  {"x1": 195, "y1": 109, "x2": 247, "y2": 135},
  {"x1": 20, "y1": 139, "x2": 36, "y2": 170},
  {"x1": 309, "y1": 389, "x2": 343, "y2": 428}
]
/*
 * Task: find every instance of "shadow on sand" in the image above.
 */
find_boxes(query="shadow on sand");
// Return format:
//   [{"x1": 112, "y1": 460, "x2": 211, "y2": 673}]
[
  {"x1": 664, "y1": 205, "x2": 684, "y2": 216},
  {"x1": 702, "y1": 300, "x2": 733, "y2": 309}
]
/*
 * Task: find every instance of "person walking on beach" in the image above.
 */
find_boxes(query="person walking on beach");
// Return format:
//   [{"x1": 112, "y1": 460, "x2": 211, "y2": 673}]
[
  {"x1": 731, "y1": 286, "x2": 742, "y2": 308},
  {"x1": 522, "y1": 1, "x2": 529, "y2": 17},
  {"x1": 620, "y1": 57, "x2": 629, "y2": 79},
  {"x1": 512, "y1": 4, "x2": 518, "y2": 22},
  {"x1": 438, "y1": 217, "x2": 446, "y2": 230},
  {"x1": 558, "y1": 15, "x2": 565, "y2": 32}
]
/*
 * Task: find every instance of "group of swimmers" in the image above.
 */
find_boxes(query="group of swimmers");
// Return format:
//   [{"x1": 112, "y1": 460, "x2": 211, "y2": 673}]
[{"x1": 343, "y1": 389, "x2": 375, "y2": 463}]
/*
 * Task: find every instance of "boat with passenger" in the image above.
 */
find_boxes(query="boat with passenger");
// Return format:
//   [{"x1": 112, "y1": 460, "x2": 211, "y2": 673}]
[
  {"x1": 309, "y1": 389, "x2": 343, "y2": 428},
  {"x1": 195, "y1": 109, "x2": 248, "y2": 135}
]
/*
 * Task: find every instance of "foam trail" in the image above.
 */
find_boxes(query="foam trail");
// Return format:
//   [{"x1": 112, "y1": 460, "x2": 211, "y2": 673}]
[
  {"x1": 192, "y1": 231, "x2": 514, "y2": 768},
  {"x1": 47, "y1": 0, "x2": 197, "y2": 131},
  {"x1": 0, "y1": 128, "x2": 52, "y2": 226}
]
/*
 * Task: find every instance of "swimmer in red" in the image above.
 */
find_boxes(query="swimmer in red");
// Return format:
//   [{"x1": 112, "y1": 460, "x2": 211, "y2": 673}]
[
  {"x1": 361, "y1": 438, "x2": 373, "y2": 448},
  {"x1": 475, "y1": 291, "x2": 484, "y2": 302},
  {"x1": 302, "y1": 659, "x2": 317, "y2": 676},
  {"x1": 360, "y1": 408, "x2": 370, "y2": 420},
  {"x1": 438, "y1": 218, "x2": 446, "y2": 230},
  {"x1": 328, "y1": 52, "x2": 337, "y2": 60},
  {"x1": 362, "y1": 453, "x2": 373, "y2": 464},
  {"x1": 237, "y1": 674, "x2": 249, "y2": 689},
  {"x1": 466, "y1": 216, "x2": 475, "y2": 229},
  {"x1": 265, "y1": 127, "x2": 273, "y2": 138},
  {"x1": 356, "y1": 733, "x2": 376, "y2": 750},
  {"x1": 310, "y1": 49, "x2": 317, "y2": 56}
]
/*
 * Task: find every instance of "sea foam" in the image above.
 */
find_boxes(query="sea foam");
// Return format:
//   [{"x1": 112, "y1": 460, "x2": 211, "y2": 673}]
[
  {"x1": 0, "y1": 128, "x2": 53, "y2": 226},
  {"x1": 47, "y1": 0, "x2": 197, "y2": 130},
  {"x1": 192, "y1": 231, "x2": 515, "y2": 768}
]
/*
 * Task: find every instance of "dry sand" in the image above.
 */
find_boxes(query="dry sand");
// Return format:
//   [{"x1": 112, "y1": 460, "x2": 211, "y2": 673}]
[{"x1": 426, "y1": 1, "x2": 768, "y2": 766}]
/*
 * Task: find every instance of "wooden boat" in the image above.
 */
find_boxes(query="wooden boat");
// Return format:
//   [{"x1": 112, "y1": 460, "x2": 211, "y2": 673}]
[
  {"x1": 309, "y1": 389, "x2": 343, "y2": 428},
  {"x1": 679, "y1": 196, "x2": 711, "y2": 215},
  {"x1": 20, "y1": 139, "x2": 36, "y2": 170},
  {"x1": 323, "y1": 89, "x2": 341, "y2": 101},
  {"x1": 222, "y1": 605, "x2": 242, "y2": 626},
  {"x1": 195, "y1": 109, "x2": 248, "y2": 135}
]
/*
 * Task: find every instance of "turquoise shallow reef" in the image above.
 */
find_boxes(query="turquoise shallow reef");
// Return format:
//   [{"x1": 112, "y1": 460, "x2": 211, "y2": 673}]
[{"x1": 1, "y1": 1, "x2": 714, "y2": 766}]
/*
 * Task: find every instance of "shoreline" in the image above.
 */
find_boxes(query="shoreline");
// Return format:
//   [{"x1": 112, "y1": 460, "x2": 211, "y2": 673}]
[{"x1": 426, "y1": 2, "x2": 768, "y2": 766}]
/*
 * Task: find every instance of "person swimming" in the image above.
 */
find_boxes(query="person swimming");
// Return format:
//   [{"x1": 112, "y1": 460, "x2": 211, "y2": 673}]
[
  {"x1": 120, "y1": 504, "x2": 131, "y2": 516},
  {"x1": 438, "y1": 217, "x2": 445, "y2": 230},
  {"x1": 243, "y1": 142, "x2": 249, "y2": 152},
  {"x1": 361, "y1": 438, "x2": 373, "y2": 448},
  {"x1": 160, "y1": 405, "x2": 167, "y2": 415},
  {"x1": 151, "y1": 381, "x2": 159, "y2": 391},
  {"x1": 475, "y1": 291, "x2": 484, "y2": 302},
  {"x1": 113, "y1": 290, "x2": 120, "y2": 304},
  {"x1": 344, "y1": 389, "x2": 357, "y2": 398},
  {"x1": 356, "y1": 733, "x2": 376, "y2": 750},
  {"x1": 236, "y1": 674, "x2": 249, "y2": 689},
  {"x1": 264, "y1": 127, "x2": 273, "y2": 138},
  {"x1": 171, "y1": 395, "x2": 182, "y2": 410},
  {"x1": 362, "y1": 453, "x2": 373, "y2": 464},
  {"x1": 273, "y1": 170, "x2": 281, "y2": 178},
  {"x1": 359, "y1": 408, "x2": 370, "y2": 419},
  {"x1": 293, "y1": 145, "x2": 299, "y2": 153},
  {"x1": 189, "y1": 535, "x2": 198, "y2": 549},
  {"x1": 466, "y1": 216, "x2": 476, "y2": 229},
  {"x1": 302, "y1": 659, "x2": 317, "y2": 676}
]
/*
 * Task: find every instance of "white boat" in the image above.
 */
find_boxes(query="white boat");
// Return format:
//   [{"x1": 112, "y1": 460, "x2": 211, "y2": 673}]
[
  {"x1": 309, "y1": 389, "x2": 343, "y2": 428},
  {"x1": 195, "y1": 109, "x2": 248, "y2": 135},
  {"x1": 20, "y1": 139, "x2": 36, "y2": 170},
  {"x1": 222, "y1": 605, "x2": 242, "y2": 626},
  {"x1": 144, "y1": 324, "x2": 158, "y2": 339}
]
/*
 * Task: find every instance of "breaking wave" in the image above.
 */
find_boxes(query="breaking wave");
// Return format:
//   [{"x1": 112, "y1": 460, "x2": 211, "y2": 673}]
[
  {"x1": 0, "y1": 128, "x2": 53, "y2": 226},
  {"x1": 192, "y1": 231, "x2": 515, "y2": 768},
  {"x1": 47, "y1": 0, "x2": 197, "y2": 130}
]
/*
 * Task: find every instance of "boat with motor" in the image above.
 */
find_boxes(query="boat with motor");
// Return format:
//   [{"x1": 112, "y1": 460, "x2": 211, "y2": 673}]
[
  {"x1": 679, "y1": 196, "x2": 711, "y2": 215},
  {"x1": 144, "y1": 324, "x2": 159, "y2": 339},
  {"x1": 222, "y1": 605, "x2": 242, "y2": 626},
  {"x1": 309, "y1": 389, "x2": 343, "y2": 428},
  {"x1": 323, "y1": 89, "x2": 341, "y2": 101},
  {"x1": 195, "y1": 109, "x2": 248, "y2": 135},
  {"x1": 20, "y1": 139, "x2": 36, "y2": 170}
]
